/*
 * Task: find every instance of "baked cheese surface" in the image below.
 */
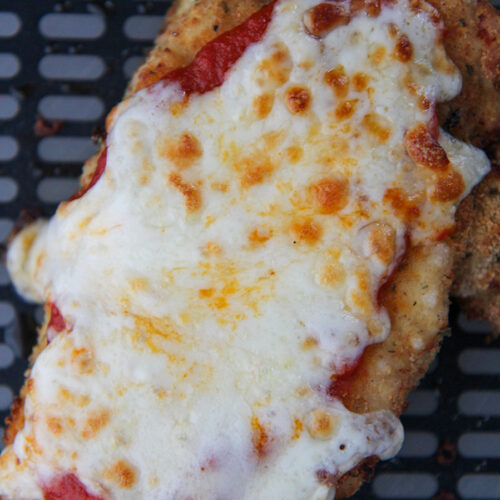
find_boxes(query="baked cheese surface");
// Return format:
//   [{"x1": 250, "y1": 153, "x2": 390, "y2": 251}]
[{"x1": 2, "y1": 0, "x2": 490, "y2": 498}]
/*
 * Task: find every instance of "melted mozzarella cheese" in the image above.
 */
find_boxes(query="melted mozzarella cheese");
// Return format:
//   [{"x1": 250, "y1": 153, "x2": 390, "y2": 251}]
[{"x1": 1, "y1": 0, "x2": 490, "y2": 499}]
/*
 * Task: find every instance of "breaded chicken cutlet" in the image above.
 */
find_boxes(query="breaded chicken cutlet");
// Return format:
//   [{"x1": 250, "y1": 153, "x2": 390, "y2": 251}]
[{"x1": 0, "y1": 0, "x2": 498, "y2": 498}]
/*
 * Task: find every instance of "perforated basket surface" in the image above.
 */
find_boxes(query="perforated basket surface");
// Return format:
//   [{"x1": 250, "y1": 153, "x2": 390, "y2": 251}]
[{"x1": 0, "y1": 1, "x2": 499, "y2": 499}]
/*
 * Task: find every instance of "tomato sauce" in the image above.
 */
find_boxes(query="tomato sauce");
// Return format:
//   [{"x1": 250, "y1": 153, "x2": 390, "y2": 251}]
[
  {"x1": 68, "y1": 147, "x2": 108, "y2": 202},
  {"x1": 159, "y1": 0, "x2": 277, "y2": 96},
  {"x1": 47, "y1": 302, "x2": 66, "y2": 334},
  {"x1": 42, "y1": 474, "x2": 104, "y2": 500},
  {"x1": 327, "y1": 354, "x2": 364, "y2": 400}
]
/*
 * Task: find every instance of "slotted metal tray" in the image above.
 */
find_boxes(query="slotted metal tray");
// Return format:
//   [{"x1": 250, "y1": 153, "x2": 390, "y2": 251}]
[{"x1": 0, "y1": 2, "x2": 499, "y2": 499}]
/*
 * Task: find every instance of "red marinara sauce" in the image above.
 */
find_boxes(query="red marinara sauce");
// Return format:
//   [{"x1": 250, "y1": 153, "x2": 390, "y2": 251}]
[
  {"x1": 158, "y1": 0, "x2": 277, "y2": 96},
  {"x1": 47, "y1": 302, "x2": 66, "y2": 334},
  {"x1": 42, "y1": 474, "x2": 104, "y2": 500},
  {"x1": 68, "y1": 147, "x2": 107, "y2": 202},
  {"x1": 327, "y1": 354, "x2": 364, "y2": 400}
]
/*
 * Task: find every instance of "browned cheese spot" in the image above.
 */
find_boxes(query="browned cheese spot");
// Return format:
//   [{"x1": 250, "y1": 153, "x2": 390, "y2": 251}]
[
  {"x1": 240, "y1": 157, "x2": 274, "y2": 188},
  {"x1": 306, "y1": 410, "x2": 338, "y2": 440},
  {"x1": 352, "y1": 72, "x2": 369, "y2": 92},
  {"x1": 367, "y1": 222, "x2": 396, "y2": 265},
  {"x1": 47, "y1": 416, "x2": 63, "y2": 436},
  {"x1": 168, "y1": 172, "x2": 202, "y2": 212},
  {"x1": 311, "y1": 177, "x2": 349, "y2": 214},
  {"x1": 394, "y1": 34, "x2": 413, "y2": 62},
  {"x1": 105, "y1": 460, "x2": 137, "y2": 489},
  {"x1": 169, "y1": 100, "x2": 187, "y2": 117},
  {"x1": 255, "y1": 44, "x2": 292, "y2": 88},
  {"x1": 369, "y1": 46, "x2": 387, "y2": 65},
  {"x1": 347, "y1": 271, "x2": 374, "y2": 316},
  {"x1": 433, "y1": 169, "x2": 465, "y2": 202},
  {"x1": 291, "y1": 219, "x2": 322, "y2": 245},
  {"x1": 285, "y1": 86, "x2": 311, "y2": 114},
  {"x1": 324, "y1": 66, "x2": 350, "y2": 99},
  {"x1": 335, "y1": 99, "x2": 358, "y2": 120},
  {"x1": 70, "y1": 348, "x2": 94, "y2": 375},
  {"x1": 403, "y1": 73, "x2": 431, "y2": 110},
  {"x1": 251, "y1": 416, "x2": 271, "y2": 459},
  {"x1": 252, "y1": 93, "x2": 274, "y2": 120},
  {"x1": 418, "y1": 95, "x2": 431, "y2": 111},
  {"x1": 405, "y1": 123, "x2": 449, "y2": 170},
  {"x1": 408, "y1": 0, "x2": 441, "y2": 25},
  {"x1": 350, "y1": 0, "x2": 385, "y2": 17},
  {"x1": 383, "y1": 187, "x2": 421, "y2": 222},
  {"x1": 387, "y1": 23, "x2": 398, "y2": 37},
  {"x1": 362, "y1": 113, "x2": 392, "y2": 142},
  {"x1": 81, "y1": 410, "x2": 110, "y2": 440},
  {"x1": 161, "y1": 132, "x2": 203, "y2": 169},
  {"x1": 248, "y1": 228, "x2": 273, "y2": 246},
  {"x1": 303, "y1": 3, "x2": 351, "y2": 38}
]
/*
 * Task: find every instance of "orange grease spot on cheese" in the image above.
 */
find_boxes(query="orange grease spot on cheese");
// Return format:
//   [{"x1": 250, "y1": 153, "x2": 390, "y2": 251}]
[
  {"x1": 383, "y1": 187, "x2": 421, "y2": 221},
  {"x1": 336, "y1": 99, "x2": 358, "y2": 120},
  {"x1": 292, "y1": 219, "x2": 322, "y2": 245},
  {"x1": 256, "y1": 44, "x2": 292, "y2": 87},
  {"x1": 286, "y1": 145, "x2": 303, "y2": 163},
  {"x1": 367, "y1": 222, "x2": 396, "y2": 265},
  {"x1": 251, "y1": 416, "x2": 271, "y2": 459},
  {"x1": 362, "y1": 113, "x2": 391, "y2": 142},
  {"x1": 302, "y1": 337, "x2": 319, "y2": 350},
  {"x1": 320, "y1": 263, "x2": 346, "y2": 287},
  {"x1": 369, "y1": 46, "x2": 387, "y2": 65},
  {"x1": 199, "y1": 288, "x2": 215, "y2": 298},
  {"x1": 292, "y1": 418, "x2": 304, "y2": 440},
  {"x1": 248, "y1": 227, "x2": 273, "y2": 245},
  {"x1": 47, "y1": 416, "x2": 63, "y2": 436},
  {"x1": 203, "y1": 242, "x2": 222, "y2": 256},
  {"x1": 104, "y1": 460, "x2": 137, "y2": 489},
  {"x1": 168, "y1": 172, "x2": 202, "y2": 212},
  {"x1": 160, "y1": 132, "x2": 203, "y2": 169},
  {"x1": 81, "y1": 410, "x2": 110, "y2": 440},
  {"x1": 70, "y1": 347, "x2": 94, "y2": 375},
  {"x1": 241, "y1": 157, "x2": 275, "y2": 187},
  {"x1": 253, "y1": 93, "x2": 274, "y2": 119}
]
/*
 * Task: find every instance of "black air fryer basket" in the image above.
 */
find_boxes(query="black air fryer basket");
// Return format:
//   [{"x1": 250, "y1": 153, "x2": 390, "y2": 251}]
[{"x1": 0, "y1": 1, "x2": 499, "y2": 499}]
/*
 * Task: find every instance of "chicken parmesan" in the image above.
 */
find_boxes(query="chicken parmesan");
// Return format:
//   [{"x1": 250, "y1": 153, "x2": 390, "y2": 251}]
[{"x1": 0, "y1": 0, "x2": 493, "y2": 499}]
